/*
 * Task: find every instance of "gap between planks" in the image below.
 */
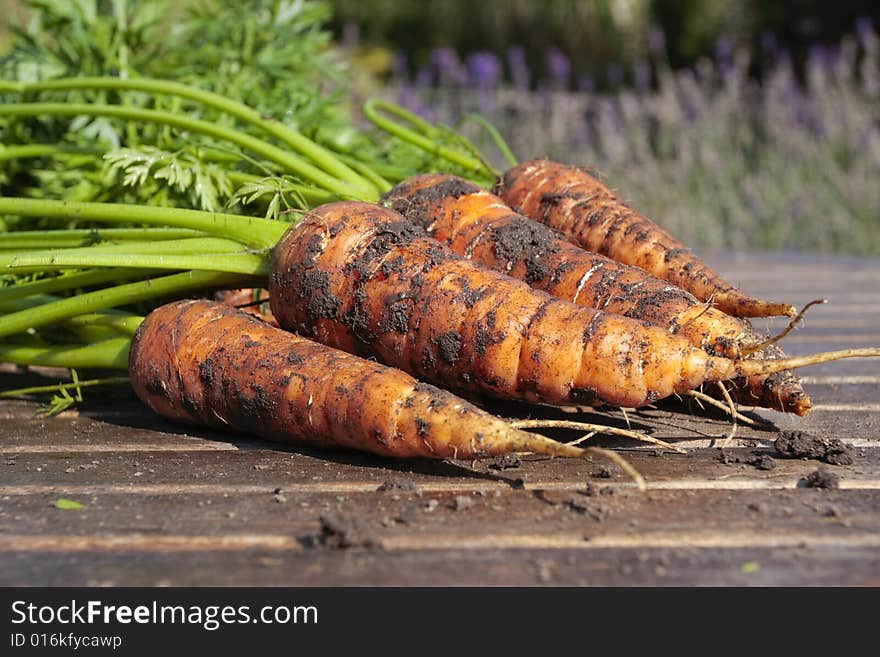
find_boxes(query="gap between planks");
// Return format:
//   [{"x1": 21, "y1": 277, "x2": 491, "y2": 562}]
[
  {"x1": 810, "y1": 403, "x2": 880, "y2": 412},
  {"x1": 2, "y1": 436, "x2": 879, "y2": 455},
  {"x1": 2, "y1": 531, "x2": 880, "y2": 553},
  {"x1": 2, "y1": 478, "x2": 880, "y2": 497},
  {"x1": 799, "y1": 375, "x2": 880, "y2": 384},
  {"x1": 781, "y1": 334, "x2": 879, "y2": 343},
  {"x1": 0, "y1": 443, "x2": 240, "y2": 454}
]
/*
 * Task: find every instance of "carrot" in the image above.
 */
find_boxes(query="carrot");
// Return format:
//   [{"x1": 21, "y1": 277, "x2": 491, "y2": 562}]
[
  {"x1": 269, "y1": 201, "x2": 875, "y2": 410},
  {"x1": 131, "y1": 299, "x2": 627, "y2": 465},
  {"x1": 383, "y1": 174, "x2": 811, "y2": 415},
  {"x1": 495, "y1": 159, "x2": 797, "y2": 319}
]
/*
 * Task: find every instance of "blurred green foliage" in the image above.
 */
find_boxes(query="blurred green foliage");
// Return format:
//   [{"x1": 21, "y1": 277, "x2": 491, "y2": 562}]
[
  {"x1": 328, "y1": 0, "x2": 648, "y2": 81},
  {"x1": 327, "y1": 0, "x2": 880, "y2": 84}
]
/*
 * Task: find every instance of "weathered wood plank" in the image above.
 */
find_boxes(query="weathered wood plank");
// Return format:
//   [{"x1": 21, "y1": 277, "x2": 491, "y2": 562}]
[
  {"x1": 2, "y1": 447, "x2": 877, "y2": 491},
  {"x1": 1, "y1": 545, "x2": 876, "y2": 586},
  {"x1": 2, "y1": 489, "x2": 877, "y2": 541},
  {"x1": 2, "y1": 486, "x2": 878, "y2": 586}
]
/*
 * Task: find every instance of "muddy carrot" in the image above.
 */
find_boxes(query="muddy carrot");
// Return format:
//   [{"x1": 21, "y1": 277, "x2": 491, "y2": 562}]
[
  {"x1": 130, "y1": 299, "x2": 630, "y2": 466},
  {"x1": 496, "y1": 159, "x2": 796, "y2": 318}
]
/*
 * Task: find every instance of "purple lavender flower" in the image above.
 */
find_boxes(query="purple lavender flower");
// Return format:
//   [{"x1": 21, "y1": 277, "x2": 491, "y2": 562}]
[
  {"x1": 760, "y1": 31, "x2": 778, "y2": 55},
  {"x1": 648, "y1": 26, "x2": 666, "y2": 56},
  {"x1": 431, "y1": 47, "x2": 465, "y2": 86},
  {"x1": 507, "y1": 46, "x2": 530, "y2": 90},
  {"x1": 576, "y1": 73, "x2": 595, "y2": 93},
  {"x1": 414, "y1": 65, "x2": 434, "y2": 89},
  {"x1": 855, "y1": 16, "x2": 875, "y2": 44},
  {"x1": 391, "y1": 51, "x2": 409, "y2": 82},
  {"x1": 397, "y1": 86, "x2": 429, "y2": 118},
  {"x1": 546, "y1": 47, "x2": 571, "y2": 87},
  {"x1": 633, "y1": 60, "x2": 651, "y2": 92},
  {"x1": 606, "y1": 63, "x2": 623, "y2": 87},
  {"x1": 466, "y1": 51, "x2": 502, "y2": 89},
  {"x1": 715, "y1": 36, "x2": 734, "y2": 79}
]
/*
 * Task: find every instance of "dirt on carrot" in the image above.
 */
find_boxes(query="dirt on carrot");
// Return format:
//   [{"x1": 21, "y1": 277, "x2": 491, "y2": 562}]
[
  {"x1": 269, "y1": 201, "x2": 877, "y2": 413},
  {"x1": 495, "y1": 159, "x2": 796, "y2": 319},
  {"x1": 270, "y1": 201, "x2": 721, "y2": 409},
  {"x1": 129, "y1": 299, "x2": 634, "y2": 470},
  {"x1": 384, "y1": 173, "x2": 812, "y2": 416}
]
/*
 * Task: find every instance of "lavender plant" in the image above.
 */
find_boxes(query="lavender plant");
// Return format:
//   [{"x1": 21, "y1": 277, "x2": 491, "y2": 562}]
[{"x1": 386, "y1": 22, "x2": 880, "y2": 255}]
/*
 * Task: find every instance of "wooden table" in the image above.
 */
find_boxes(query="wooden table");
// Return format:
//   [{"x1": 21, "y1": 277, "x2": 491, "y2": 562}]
[{"x1": 1, "y1": 252, "x2": 878, "y2": 586}]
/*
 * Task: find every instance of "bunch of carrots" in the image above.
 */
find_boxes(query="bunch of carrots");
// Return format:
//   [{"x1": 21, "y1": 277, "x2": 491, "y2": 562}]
[{"x1": 1, "y1": 74, "x2": 878, "y2": 489}]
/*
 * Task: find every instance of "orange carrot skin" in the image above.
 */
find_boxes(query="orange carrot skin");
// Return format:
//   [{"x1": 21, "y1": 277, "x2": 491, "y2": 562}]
[
  {"x1": 496, "y1": 159, "x2": 796, "y2": 318},
  {"x1": 383, "y1": 174, "x2": 748, "y2": 357},
  {"x1": 129, "y1": 299, "x2": 534, "y2": 459},
  {"x1": 270, "y1": 201, "x2": 720, "y2": 409},
  {"x1": 214, "y1": 288, "x2": 278, "y2": 326},
  {"x1": 384, "y1": 174, "x2": 812, "y2": 416},
  {"x1": 714, "y1": 343, "x2": 811, "y2": 415}
]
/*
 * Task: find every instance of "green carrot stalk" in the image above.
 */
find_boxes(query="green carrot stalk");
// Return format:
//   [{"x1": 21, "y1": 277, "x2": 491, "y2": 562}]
[
  {"x1": 0, "y1": 102, "x2": 375, "y2": 200},
  {"x1": 460, "y1": 113, "x2": 519, "y2": 167},
  {"x1": 0, "y1": 228, "x2": 203, "y2": 250},
  {"x1": 0, "y1": 197, "x2": 286, "y2": 248},
  {"x1": 0, "y1": 270, "x2": 256, "y2": 339},
  {"x1": 6, "y1": 251, "x2": 270, "y2": 276},
  {"x1": 0, "y1": 294, "x2": 66, "y2": 312},
  {"x1": 332, "y1": 153, "x2": 413, "y2": 184},
  {"x1": 330, "y1": 154, "x2": 393, "y2": 193},
  {"x1": 0, "y1": 293, "x2": 142, "y2": 340},
  {"x1": 0, "y1": 376, "x2": 132, "y2": 398},
  {"x1": 0, "y1": 144, "x2": 102, "y2": 162},
  {"x1": 60, "y1": 313, "x2": 149, "y2": 337},
  {"x1": 362, "y1": 99, "x2": 496, "y2": 179},
  {"x1": 0, "y1": 269, "x2": 157, "y2": 303},
  {"x1": 0, "y1": 76, "x2": 379, "y2": 199},
  {"x1": 1, "y1": 236, "x2": 248, "y2": 266},
  {"x1": 1, "y1": 236, "x2": 268, "y2": 274},
  {"x1": 0, "y1": 338, "x2": 131, "y2": 369}
]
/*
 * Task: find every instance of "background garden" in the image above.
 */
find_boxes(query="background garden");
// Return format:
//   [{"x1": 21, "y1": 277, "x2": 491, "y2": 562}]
[{"x1": 3, "y1": 0, "x2": 879, "y2": 254}]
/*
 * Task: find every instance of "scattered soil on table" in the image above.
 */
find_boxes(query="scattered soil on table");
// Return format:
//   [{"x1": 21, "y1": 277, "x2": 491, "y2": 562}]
[
  {"x1": 564, "y1": 497, "x2": 610, "y2": 521},
  {"x1": 313, "y1": 514, "x2": 378, "y2": 549},
  {"x1": 745, "y1": 453, "x2": 777, "y2": 471},
  {"x1": 799, "y1": 467, "x2": 840, "y2": 489},
  {"x1": 488, "y1": 454, "x2": 522, "y2": 471},
  {"x1": 377, "y1": 478, "x2": 420, "y2": 493},
  {"x1": 451, "y1": 495, "x2": 475, "y2": 511},
  {"x1": 774, "y1": 431, "x2": 855, "y2": 466},
  {"x1": 718, "y1": 449, "x2": 777, "y2": 470}
]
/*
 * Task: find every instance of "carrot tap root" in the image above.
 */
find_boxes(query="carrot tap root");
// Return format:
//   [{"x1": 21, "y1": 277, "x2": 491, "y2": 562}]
[
  {"x1": 740, "y1": 298, "x2": 827, "y2": 356},
  {"x1": 728, "y1": 347, "x2": 880, "y2": 379},
  {"x1": 508, "y1": 418, "x2": 685, "y2": 454},
  {"x1": 493, "y1": 426, "x2": 646, "y2": 490}
]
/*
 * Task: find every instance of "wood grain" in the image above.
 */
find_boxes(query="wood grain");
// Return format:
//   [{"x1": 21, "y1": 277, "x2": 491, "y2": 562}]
[{"x1": 1, "y1": 252, "x2": 877, "y2": 586}]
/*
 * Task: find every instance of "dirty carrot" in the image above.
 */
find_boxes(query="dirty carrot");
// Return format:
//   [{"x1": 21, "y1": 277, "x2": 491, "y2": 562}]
[
  {"x1": 383, "y1": 174, "x2": 811, "y2": 415},
  {"x1": 495, "y1": 159, "x2": 797, "y2": 318},
  {"x1": 130, "y1": 299, "x2": 642, "y2": 482}
]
